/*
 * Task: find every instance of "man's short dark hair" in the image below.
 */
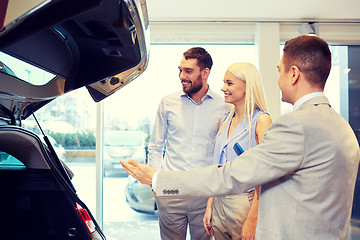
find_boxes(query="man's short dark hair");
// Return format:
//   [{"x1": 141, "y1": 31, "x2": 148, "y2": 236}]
[
  {"x1": 183, "y1": 47, "x2": 213, "y2": 70},
  {"x1": 283, "y1": 35, "x2": 331, "y2": 88}
]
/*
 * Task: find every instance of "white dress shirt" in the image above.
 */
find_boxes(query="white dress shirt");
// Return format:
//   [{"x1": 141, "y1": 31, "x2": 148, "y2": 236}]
[
  {"x1": 149, "y1": 87, "x2": 228, "y2": 190},
  {"x1": 148, "y1": 87, "x2": 228, "y2": 172}
]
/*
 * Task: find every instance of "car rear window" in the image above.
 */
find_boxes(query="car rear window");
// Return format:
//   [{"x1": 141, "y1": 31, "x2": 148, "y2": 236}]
[
  {"x1": 0, "y1": 151, "x2": 25, "y2": 169},
  {"x1": 0, "y1": 51, "x2": 55, "y2": 85}
]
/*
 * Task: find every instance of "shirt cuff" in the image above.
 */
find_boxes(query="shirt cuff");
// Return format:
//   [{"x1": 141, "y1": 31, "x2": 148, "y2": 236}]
[{"x1": 152, "y1": 171, "x2": 159, "y2": 193}]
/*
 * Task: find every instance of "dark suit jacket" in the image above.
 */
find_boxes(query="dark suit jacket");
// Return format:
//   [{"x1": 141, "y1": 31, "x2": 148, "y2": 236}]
[{"x1": 156, "y1": 96, "x2": 360, "y2": 240}]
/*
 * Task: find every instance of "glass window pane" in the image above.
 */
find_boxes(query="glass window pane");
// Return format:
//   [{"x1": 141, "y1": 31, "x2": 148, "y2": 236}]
[
  {"x1": 348, "y1": 45, "x2": 360, "y2": 239},
  {"x1": 24, "y1": 87, "x2": 98, "y2": 217},
  {"x1": 0, "y1": 151, "x2": 24, "y2": 168},
  {"x1": 102, "y1": 44, "x2": 255, "y2": 239},
  {"x1": 17, "y1": 41, "x2": 359, "y2": 239}
]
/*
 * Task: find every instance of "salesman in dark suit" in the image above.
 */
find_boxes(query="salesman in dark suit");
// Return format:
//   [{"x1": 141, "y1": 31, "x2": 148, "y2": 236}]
[{"x1": 121, "y1": 35, "x2": 360, "y2": 240}]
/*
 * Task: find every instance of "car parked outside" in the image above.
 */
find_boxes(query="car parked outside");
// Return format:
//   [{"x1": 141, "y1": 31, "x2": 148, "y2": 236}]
[
  {"x1": 0, "y1": 0, "x2": 149, "y2": 238},
  {"x1": 104, "y1": 130, "x2": 146, "y2": 177},
  {"x1": 44, "y1": 135, "x2": 67, "y2": 161},
  {"x1": 125, "y1": 175, "x2": 157, "y2": 214}
]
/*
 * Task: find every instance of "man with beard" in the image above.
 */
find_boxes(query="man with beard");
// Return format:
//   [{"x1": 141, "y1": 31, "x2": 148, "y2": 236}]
[{"x1": 147, "y1": 47, "x2": 228, "y2": 240}]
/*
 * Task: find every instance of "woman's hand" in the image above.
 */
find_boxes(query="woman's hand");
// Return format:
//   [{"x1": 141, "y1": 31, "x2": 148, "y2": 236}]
[
  {"x1": 203, "y1": 198, "x2": 214, "y2": 236},
  {"x1": 241, "y1": 217, "x2": 256, "y2": 240}
]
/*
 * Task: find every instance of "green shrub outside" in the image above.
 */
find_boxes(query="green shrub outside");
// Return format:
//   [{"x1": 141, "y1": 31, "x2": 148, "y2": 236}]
[{"x1": 49, "y1": 132, "x2": 96, "y2": 150}]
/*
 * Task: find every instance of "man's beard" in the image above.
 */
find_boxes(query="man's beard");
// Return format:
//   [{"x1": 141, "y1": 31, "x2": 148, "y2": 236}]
[{"x1": 183, "y1": 75, "x2": 203, "y2": 95}]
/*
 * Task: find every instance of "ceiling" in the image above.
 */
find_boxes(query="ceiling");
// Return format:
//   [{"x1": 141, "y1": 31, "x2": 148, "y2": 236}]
[
  {"x1": 147, "y1": 0, "x2": 360, "y2": 23},
  {"x1": 5, "y1": 0, "x2": 360, "y2": 27}
]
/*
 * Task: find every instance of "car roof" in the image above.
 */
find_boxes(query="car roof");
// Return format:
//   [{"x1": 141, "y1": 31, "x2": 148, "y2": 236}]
[{"x1": 0, "y1": 0, "x2": 149, "y2": 124}]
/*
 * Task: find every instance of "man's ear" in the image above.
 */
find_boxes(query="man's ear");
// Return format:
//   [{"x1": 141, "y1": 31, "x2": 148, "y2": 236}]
[
  {"x1": 290, "y1": 65, "x2": 300, "y2": 86},
  {"x1": 202, "y1": 67, "x2": 210, "y2": 79}
]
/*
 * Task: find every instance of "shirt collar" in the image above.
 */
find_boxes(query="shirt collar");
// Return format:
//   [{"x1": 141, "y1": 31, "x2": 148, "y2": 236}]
[
  {"x1": 293, "y1": 92, "x2": 325, "y2": 111},
  {"x1": 180, "y1": 85, "x2": 214, "y2": 103}
]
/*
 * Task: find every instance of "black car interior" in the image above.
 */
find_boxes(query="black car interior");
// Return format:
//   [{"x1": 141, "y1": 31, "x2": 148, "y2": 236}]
[{"x1": 0, "y1": 127, "x2": 99, "y2": 239}]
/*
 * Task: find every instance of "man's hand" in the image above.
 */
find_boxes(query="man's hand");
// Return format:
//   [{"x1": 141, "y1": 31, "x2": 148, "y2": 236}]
[{"x1": 120, "y1": 159, "x2": 156, "y2": 185}]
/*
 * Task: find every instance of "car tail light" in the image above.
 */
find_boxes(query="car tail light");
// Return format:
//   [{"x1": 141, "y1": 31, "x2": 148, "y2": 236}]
[
  {"x1": 0, "y1": 0, "x2": 8, "y2": 30},
  {"x1": 76, "y1": 203, "x2": 96, "y2": 234}
]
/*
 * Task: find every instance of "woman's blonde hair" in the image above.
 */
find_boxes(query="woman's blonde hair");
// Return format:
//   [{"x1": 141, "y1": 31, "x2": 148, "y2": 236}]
[{"x1": 217, "y1": 62, "x2": 268, "y2": 143}]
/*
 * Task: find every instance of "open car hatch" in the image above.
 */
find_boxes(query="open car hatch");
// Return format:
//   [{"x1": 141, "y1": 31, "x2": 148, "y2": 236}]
[{"x1": 0, "y1": 0, "x2": 150, "y2": 123}]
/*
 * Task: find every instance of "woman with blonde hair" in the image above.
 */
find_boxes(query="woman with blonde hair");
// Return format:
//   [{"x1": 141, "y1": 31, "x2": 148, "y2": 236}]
[{"x1": 203, "y1": 62, "x2": 272, "y2": 240}]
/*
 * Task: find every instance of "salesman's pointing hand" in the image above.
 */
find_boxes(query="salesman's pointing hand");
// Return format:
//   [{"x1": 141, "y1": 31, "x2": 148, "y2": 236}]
[{"x1": 120, "y1": 159, "x2": 156, "y2": 186}]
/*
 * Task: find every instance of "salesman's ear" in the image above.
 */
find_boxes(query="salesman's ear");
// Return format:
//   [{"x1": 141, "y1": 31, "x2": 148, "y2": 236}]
[{"x1": 290, "y1": 65, "x2": 300, "y2": 86}]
